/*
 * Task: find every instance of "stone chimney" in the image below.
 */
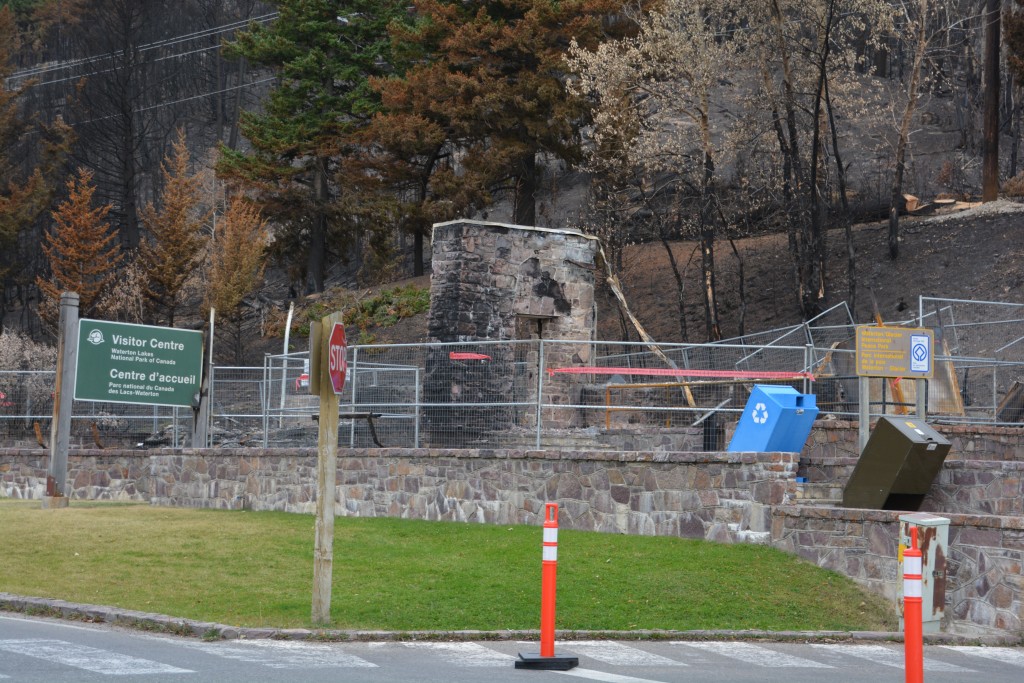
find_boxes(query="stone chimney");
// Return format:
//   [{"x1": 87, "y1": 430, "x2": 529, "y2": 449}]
[{"x1": 424, "y1": 220, "x2": 599, "y2": 446}]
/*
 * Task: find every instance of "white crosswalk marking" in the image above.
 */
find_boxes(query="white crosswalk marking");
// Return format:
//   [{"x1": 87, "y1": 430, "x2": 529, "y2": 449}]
[
  {"x1": 942, "y1": 646, "x2": 1024, "y2": 668},
  {"x1": 811, "y1": 644, "x2": 974, "y2": 672},
  {"x1": 562, "y1": 641, "x2": 686, "y2": 666},
  {"x1": 555, "y1": 669, "x2": 673, "y2": 683},
  {"x1": 0, "y1": 639, "x2": 192, "y2": 675},
  {"x1": 673, "y1": 641, "x2": 832, "y2": 668},
  {"x1": 183, "y1": 639, "x2": 377, "y2": 669},
  {"x1": 400, "y1": 642, "x2": 515, "y2": 666}
]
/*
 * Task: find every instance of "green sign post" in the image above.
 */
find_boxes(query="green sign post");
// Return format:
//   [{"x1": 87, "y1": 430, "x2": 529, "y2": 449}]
[{"x1": 75, "y1": 319, "x2": 203, "y2": 407}]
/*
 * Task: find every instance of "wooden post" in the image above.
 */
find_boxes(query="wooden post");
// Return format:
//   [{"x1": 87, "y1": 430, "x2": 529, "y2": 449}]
[
  {"x1": 44, "y1": 291, "x2": 78, "y2": 509},
  {"x1": 311, "y1": 312, "x2": 342, "y2": 625}
]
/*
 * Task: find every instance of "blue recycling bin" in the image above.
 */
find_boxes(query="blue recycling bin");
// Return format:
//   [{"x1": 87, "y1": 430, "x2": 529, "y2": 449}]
[{"x1": 727, "y1": 384, "x2": 819, "y2": 452}]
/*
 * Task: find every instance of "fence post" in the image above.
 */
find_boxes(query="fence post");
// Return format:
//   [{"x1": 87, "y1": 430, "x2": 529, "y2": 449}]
[
  {"x1": 205, "y1": 307, "x2": 215, "y2": 447},
  {"x1": 262, "y1": 354, "x2": 270, "y2": 448},
  {"x1": 536, "y1": 339, "x2": 544, "y2": 450},
  {"x1": 804, "y1": 344, "x2": 813, "y2": 395},
  {"x1": 349, "y1": 346, "x2": 358, "y2": 448},
  {"x1": 414, "y1": 366, "x2": 421, "y2": 448}
]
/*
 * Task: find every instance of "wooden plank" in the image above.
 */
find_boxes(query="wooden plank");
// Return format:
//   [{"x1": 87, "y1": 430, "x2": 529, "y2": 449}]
[{"x1": 996, "y1": 381, "x2": 1024, "y2": 423}]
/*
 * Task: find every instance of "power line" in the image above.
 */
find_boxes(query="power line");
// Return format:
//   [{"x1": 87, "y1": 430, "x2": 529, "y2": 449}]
[
  {"x1": 135, "y1": 76, "x2": 277, "y2": 115},
  {"x1": 70, "y1": 76, "x2": 279, "y2": 127},
  {"x1": 6, "y1": 12, "x2": 280, "y2": 86},
  {"x1": 24, "y1": 42, "x2": 230, "y2": 90}
]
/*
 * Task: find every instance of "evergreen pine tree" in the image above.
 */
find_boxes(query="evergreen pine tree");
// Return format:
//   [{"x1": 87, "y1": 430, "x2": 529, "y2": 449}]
[
  {"x1": 219, "y1": 0, "x2": 410, "y2": 293},
  {"x1": 36, "y1": 168, "x2": 123, "y2": 330},
  {"x1": 139, "y1": 129, "x2": 209, "y2": 326},
  {"x1": 378, "y1": 0, "x2": 622, "y2": 227},
  {"x1": 205, "y1": 195, "x2": 268, "y2": 363}
]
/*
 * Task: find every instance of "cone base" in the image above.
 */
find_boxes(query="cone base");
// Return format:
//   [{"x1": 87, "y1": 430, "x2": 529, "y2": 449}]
[{"x1": 515, "y1": 652, "x2": 579, "y2": 670}]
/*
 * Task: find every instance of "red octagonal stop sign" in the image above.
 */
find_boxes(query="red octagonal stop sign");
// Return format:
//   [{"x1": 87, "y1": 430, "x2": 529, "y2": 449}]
[{"x1": 327, "y1": 322, "x2": 347, "y2": 395}]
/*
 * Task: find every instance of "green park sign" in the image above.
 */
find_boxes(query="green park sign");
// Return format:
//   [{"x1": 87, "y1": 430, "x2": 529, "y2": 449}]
[{"x1": 75, "y1": 319, "x2": 204, "y2": 407}]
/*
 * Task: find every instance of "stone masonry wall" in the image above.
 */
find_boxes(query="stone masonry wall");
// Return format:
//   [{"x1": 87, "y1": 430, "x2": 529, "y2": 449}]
[
  {"x1": 425, "y1": 220, "x2": 600, "y2": 443},
  {"x1": 0, "y1": 451, "x2": 150, "y2": 502},
  {"x1": 774, "y1": 506, "x2": 1024, "y2": 635},
  {"x1": 0, "y1": 447, "x2": 795, "y2": 541},
  {"x1": 799, "y1": 456, "x2": 1024, "y2": 517},
  {"x1": 800, "y1": 418, "x2": 1024, "y2": 517},
  {"x1": 804, "y1": 420, "x2": 1024, "y2": 462},
  {"x1": 3, "y1": 434, "x2": 1022, "y2": 636},
  {"x1": 427, "y1": 220, "x2": 599, "y2": 344}
]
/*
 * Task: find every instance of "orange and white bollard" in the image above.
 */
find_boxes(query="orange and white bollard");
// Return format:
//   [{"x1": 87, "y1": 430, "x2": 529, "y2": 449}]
[
  {"x1": 515, "y1": 503, "x2": 578, "y2": 671},
  {"x1": 904, "y1": 525, "x2": 924, "y2": 683}
]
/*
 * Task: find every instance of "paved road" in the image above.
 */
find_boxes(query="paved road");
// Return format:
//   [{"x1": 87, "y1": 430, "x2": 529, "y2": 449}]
[{"x1": 2, "y1": 613, "x2": 1023, "y2": 683}]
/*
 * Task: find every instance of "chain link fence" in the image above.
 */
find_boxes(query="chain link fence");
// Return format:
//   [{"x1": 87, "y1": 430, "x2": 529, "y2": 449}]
[
  {"x1": 0, "y1": 368, "x2": 191, "y2": 447},
  {"x1": 918, "y1": 297, "x2": 1024, "y2": 361},
  {"x1": 3, "y1": 301, "x2": 1024, "y2": 449},
  {"x1": 916, "y1": 297, "x2": 1024, "y2": 424}
]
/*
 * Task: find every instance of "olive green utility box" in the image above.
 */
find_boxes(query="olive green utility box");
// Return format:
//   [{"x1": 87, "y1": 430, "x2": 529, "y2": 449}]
[{"x1": 842, "y1": 416, "x2": 951, "y2": 510}]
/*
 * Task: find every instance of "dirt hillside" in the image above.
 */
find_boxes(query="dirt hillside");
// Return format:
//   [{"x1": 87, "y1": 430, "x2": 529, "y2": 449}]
[
  {"x1": 610, "y1": 200, "x2": 1024, "y2": 343},
  {"x1": 331, "y1": 201, "x2": 1024, "y2": 351}
]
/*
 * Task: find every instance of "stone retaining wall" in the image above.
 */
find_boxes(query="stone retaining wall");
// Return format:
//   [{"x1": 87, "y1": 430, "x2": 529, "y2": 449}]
[
  {"x1": 3, "y1": 435, "x2": 1022, "y2": 636},
  {"x1": 0, "y1": 447, "x2": 795, "y2": 542},
  {"x1": 805, "y1": 420, "x2": 1024, "y2": 462},
  {"x1": 799, "y1": 456, "x2": 1024, "y2": 517},
  {"x1": 0, "y1": 451, "x2": 150, "y2": 502},
  {"x1": 773, "y1": 506, "x2": 1024, "y2": 635}
]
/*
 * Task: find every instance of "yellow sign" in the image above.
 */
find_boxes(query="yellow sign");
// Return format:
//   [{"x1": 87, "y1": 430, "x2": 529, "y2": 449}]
[{"x1": 855, "y1": 326, "x2": 934, "y2": 379}]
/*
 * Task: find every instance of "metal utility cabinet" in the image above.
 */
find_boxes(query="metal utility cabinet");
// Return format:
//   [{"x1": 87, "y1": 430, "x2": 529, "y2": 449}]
[
  {"x1": 842, "y1": 416, "x2": 951, "y2": 510},
  {"x1": 898, "y1": 513, "x2": 950, "y2": 633}
]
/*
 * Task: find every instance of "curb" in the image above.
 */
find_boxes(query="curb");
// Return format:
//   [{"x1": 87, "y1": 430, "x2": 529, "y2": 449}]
[{"x1": 1, "y1": 593, "x2": 1019, "y2": 646}]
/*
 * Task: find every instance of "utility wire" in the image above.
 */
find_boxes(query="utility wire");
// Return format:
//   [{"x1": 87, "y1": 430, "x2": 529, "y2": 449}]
[
  {"x1": 6, "y1": 12, "x2": 279, "y2": 85},
  {"x1": 21, "y1": 42, "x2": 232, "y2": 89},
  {"x1": 65, "y1": 76, "x2": 279, "y2": 127}
]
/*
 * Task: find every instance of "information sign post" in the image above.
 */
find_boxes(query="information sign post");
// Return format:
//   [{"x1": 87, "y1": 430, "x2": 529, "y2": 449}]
[
  {"x1": 75, "y1": 319, "x2": 203, "y2": 407},
  {"x1": 44, "y1": 292, "x2": 79, "y2": 509},
  {"x1": 855, "y1": 326, "x2": 934, "y2": 450}
]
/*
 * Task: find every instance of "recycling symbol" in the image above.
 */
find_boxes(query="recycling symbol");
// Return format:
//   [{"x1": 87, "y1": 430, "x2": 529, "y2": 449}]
[{"x1": 752, "y1": 402, "x2": 769, "y2": 425}]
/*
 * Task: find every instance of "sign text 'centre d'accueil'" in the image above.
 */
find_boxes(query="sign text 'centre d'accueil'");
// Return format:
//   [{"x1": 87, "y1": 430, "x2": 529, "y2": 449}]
[{"x1": 75, "y1": 319, "x2": 203, "y2": 408}]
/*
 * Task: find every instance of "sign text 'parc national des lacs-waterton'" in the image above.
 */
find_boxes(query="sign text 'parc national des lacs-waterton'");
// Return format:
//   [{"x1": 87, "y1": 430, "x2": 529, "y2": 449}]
[{"x1": 75, "y1": 319, "x2": 203, "y2": 408}]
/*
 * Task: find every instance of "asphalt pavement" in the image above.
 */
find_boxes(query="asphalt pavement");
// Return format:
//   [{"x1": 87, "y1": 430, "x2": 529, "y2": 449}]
[{"x1": 1, "y1": 593, "x2": 1021, "y2": 683}]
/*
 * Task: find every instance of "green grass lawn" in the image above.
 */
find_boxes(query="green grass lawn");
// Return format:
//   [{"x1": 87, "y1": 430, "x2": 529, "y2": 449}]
[{"x1": 0, "y1": 500, "x2": 897, "y2": 631}]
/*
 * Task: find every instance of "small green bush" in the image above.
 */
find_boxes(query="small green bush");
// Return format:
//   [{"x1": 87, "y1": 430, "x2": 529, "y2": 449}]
[{"x1": 344, "y1": 285, "x2": 430, "y2": 333}]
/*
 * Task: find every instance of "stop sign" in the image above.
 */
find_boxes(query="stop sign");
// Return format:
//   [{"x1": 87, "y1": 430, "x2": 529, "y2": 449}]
[{"x1": 327, "y1": 322, "x2": 347, "y2": 395}]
